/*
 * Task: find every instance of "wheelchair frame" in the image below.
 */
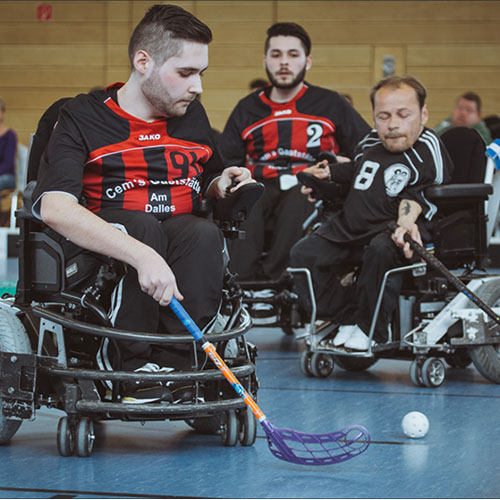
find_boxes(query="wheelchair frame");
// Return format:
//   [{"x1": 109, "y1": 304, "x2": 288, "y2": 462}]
[
  {"x1": 296, "y1": 159, "x2": 500, "y2": 388},
  {"x1": 0, "y1": 183, "x2": 264, "y2": 457}
]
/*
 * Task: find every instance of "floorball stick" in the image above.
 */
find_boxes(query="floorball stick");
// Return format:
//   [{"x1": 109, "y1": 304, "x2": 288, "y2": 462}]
[
  {"x1": 169, "y1": 297, "x2": 370, "y2": 466},
  {"x1": 390, "y1": 222, "x2": 500, "y2": 326}
]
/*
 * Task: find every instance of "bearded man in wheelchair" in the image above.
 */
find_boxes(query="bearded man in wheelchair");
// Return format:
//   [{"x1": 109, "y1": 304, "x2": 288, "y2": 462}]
[
  {"x1": 31, "y1": 5, "x2": 258, "y2": 404},
  {"x1": 290, "y1": 75, "x2": 454, "y2": 351}
]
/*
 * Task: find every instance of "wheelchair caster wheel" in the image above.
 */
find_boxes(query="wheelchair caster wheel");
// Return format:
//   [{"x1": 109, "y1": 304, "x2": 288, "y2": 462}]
[
  {"x1": 75, "y1": 417, "x2": 95, "y2": 457},
  {"x1": 238, "y1": 407, "x2": 257, "y2": 446},
  {"x1": 221, "y1": 410, "x2": 240, "y2": 447},
  {"x1": 410, "y1": 359, "x2": 425, "y2": 387},
  {"x1": 310, "y1": 352, "x2": 334, "y2": 378},
  {"x1": 300, "y1": 351, "x2": 314, "y2": 377},
  {"x1": 57, "y1": 417, "x2": 75, "y2": 457},
  {"x1": 421, "y1": 357, "x2": 446, "y2": 388}
]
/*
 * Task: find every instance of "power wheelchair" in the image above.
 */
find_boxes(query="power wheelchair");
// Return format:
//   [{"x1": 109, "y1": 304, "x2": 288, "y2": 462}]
[
  {"x1": 0, "y1": 175, "x2": 265, "y2": 457},
  {"x1": 236, "y1": 153, "x2": 340, "y2": 336},
  {"x1": 294, "y1": 149, "x2": 500, "y2": 388}
]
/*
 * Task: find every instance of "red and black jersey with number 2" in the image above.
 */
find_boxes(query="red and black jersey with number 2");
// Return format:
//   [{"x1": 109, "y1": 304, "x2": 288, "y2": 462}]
[
  {"x1": 33, "y1": 83, "x2": 223, "y2": 220},
  {"x1": 219, "y1": 82, "x2": 370, "y2": 181}
]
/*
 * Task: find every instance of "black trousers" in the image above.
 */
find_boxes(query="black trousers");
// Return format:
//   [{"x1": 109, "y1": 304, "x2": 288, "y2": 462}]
[
  {"x1": 290, "y1": 230, "x2": 405, "y2": 342},
  {"x1": 228, "y1": 178, "x2": 314, "y2": 280},
  {"x1": 98, "y1": 210, "x2": 225, "y2": 370}
]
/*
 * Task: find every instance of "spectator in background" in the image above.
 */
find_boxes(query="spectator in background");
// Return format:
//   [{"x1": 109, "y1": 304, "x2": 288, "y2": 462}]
[
  {"x1": 248, "y1": 78, "x2": 269, "y2": 92},
  {"x1": 434, "y1": 91, "x2": 492, "y2": 145},
  {"x1": 0, "y1": 97, "x2": 17, "y2": 191}
]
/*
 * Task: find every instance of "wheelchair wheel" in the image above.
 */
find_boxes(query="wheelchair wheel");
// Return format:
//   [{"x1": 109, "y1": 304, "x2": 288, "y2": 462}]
[
  {"x1": 410, "y1": 359, "x2": 425, "y2": 387},
  {"x1": 469, "y1": 280, "x2": 500, "y2": 384},
  {"x1": 221, "y1": 410, "x2": 239, "y2": 447},
  {"x1": 421, "y1": 358, "x2": 446, "y2": 388},
  {"x1": 334, "y1": 356, "x2": 378, "y2": 372},
  {"x1": 299, "y1": 351, "x2": 314, "y2": 377},
  {"x1": 75, "y1": 417, "x2": 95, "y2": 457},
  {"x1": 310, "y1": 352, "x2": 334, "y2": 378},
  {"x1": 185, "y1": 415, "x2": 222, "y2": 434},
  {"x1": 57, "y1": 417, "x2": 75, "y2": 457},
  {"x1": 0, "y1": 309, "x2": 31, "y2": 445},
  {"x1": 238, "y1": 407, "x2": 257, "y2": 446},
  {"x1": 445, "y1": 349, "x2": 472, "y2": 368}
]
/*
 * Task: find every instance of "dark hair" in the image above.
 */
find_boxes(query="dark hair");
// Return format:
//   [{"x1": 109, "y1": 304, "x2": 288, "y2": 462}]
[
  {"x1": 459, "y1": 91, "x2": 482, "y2": 114},
  {"x1": 370, "y1": 75, "x2": 427, "y2": 109},
  {"x1": 128, "y1": 4, "x2": 212, "y2": 68},
  {"x1": 264, "y1": 22, "x2": 311, "y2": 56},
  {"x1": 0, "y1": 96, "x2": 5, "y2": 113}
]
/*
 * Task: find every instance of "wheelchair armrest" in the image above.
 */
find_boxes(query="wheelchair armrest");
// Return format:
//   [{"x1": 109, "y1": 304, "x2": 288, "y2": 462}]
[
  {"x1": 213, "y1": 182, "x2": 265, "y2": 223},
  {"x1": 425, "y1": 183, "x2": 492, "y2": 201}
]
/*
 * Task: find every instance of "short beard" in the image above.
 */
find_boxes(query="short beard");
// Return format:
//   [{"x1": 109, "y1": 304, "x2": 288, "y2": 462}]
[
  {"x1": 141, "y1": 68, "x2": 178, "y2": 117},
  {"x1": 266, "y1": 65, "x2": 307, "y2": 90}
]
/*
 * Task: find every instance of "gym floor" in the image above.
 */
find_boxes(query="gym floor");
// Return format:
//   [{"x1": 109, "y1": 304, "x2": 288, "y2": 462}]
[{"x1": 1, "y1": 257, "x2": 500, "y2": 499}]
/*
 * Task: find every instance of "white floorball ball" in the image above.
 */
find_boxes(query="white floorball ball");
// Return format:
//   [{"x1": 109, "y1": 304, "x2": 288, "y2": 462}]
[{"x1": 402, "y1": 411, "x2": 429, "y2": 438}]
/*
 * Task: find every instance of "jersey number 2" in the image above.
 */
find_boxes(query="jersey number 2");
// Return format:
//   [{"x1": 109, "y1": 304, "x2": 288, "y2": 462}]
[{"x1": 307, "y1": 124, "x2": 323, "y2": 148}]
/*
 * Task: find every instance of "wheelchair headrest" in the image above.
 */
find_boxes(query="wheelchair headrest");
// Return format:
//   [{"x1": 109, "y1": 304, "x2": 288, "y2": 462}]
[{"x1": 441, "y1": 127, "x2": 487, "y2": 184}]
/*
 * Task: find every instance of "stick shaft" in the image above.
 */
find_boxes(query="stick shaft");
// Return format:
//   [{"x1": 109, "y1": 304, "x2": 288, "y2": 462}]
[{"x1": 169, "y1": 297, "x2": 265, "y2": 421}]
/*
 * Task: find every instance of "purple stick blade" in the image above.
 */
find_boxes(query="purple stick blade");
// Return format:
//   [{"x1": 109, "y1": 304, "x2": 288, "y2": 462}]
[{"x1": 261, "y1": 419, "x2": 370, "y2": 466}]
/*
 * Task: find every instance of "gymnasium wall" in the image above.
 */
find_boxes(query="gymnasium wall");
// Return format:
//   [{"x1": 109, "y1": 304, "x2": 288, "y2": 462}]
[{"x1": 1, "y1": 0, "x2": 499, "y2": 146}]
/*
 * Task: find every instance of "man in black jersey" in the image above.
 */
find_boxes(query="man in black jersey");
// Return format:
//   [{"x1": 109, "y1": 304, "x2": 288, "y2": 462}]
[
  {"x1": 32, "y1": 5, "x2": 253, "y2": 403},
  {"x1": 290, "y1": 75, "x2": 454, "y2": 351},
  {"x1": 219, "y1": 22, "x2": 370, "y2": 281}
]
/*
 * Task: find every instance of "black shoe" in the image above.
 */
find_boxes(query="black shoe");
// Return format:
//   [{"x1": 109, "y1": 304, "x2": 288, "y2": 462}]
[
  {"x1": 121, "y1": 381, "x2": 173, "y2": 404},
  {"x1": 121, "y1": 362, "x2": 174, "y2": 404},
  {"x1": 168, "y1": 383, "x2": 205, "y2": 404}
]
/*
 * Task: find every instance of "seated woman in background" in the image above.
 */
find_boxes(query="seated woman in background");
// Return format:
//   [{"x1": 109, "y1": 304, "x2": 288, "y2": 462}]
[{"x1": 0, "y1": 96, "x2": 17, "y2": 191}]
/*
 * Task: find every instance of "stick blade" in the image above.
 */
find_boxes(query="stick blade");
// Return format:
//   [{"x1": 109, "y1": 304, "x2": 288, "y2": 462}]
[{"x1": 263, "y1": 422, "x2": 370, "y2": 466}]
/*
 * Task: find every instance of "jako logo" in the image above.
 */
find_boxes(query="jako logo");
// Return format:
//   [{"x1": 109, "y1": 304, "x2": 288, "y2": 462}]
[
  {"x1": 274, "y1": 109, "x2": 292, "y2": 116},
  {"x1": 138, "y1": 134, "x2": 161, "y2": 141}
]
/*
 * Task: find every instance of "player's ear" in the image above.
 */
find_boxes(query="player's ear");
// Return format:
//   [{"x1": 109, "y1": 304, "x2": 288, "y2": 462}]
[
  {"x1": 133, "y1": 50, "x2": 153, "y2": 75},
  {"x1": 305, "y1": 55, "x2": 312, "y2": 71},
  {"x1": 421, "y1": 104, "x2": 429, "y2": 126}
]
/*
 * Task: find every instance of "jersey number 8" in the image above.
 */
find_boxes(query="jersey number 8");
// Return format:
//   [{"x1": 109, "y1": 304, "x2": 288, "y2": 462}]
[{"x1": 353, "y1": 160, "x2": 380, "y2": 191}]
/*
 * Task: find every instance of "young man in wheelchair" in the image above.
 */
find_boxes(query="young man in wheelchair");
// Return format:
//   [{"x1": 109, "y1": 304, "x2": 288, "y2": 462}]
[
  {"x1": 31, "y1": 4, "x2": 254, "y2": 403},
  {"x1": 290, "y1": 75, "x2": 454, "y2": 351},
  {"x1": 219, "y1": 22, "x2": 371, "y2": 282}
]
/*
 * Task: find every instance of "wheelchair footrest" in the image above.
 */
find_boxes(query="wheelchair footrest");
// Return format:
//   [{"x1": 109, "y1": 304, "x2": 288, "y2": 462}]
[
  {"x1": 0, "y1": 351, "x2": 37, "y2": 419},
  {"x1": 75, "y1": 397, "x2": 246, "y2": 417}
]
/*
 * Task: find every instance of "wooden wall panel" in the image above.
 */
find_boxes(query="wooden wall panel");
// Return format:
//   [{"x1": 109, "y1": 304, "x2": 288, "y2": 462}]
[
  {"x1": 407, "y1": 44, "x2": 500, "y2": 66},
  {"x1": 0, "y1": 1, "x2": 106, "y2": 22},
  {"x1": 277, "y1": 1, "x2": 500, "y2": 22},
  {"x1": 0, "y1": 23, "x2": 107, "y2": 44},
  {"x1": 197, "y1": 1, "x2": 274, "y2": 22},
  {"x1": 0, "y1": 0, "x2": 499, "y2": 144},
  {"x1": 0, "y1": 45, "x2": 105, "y2": 66}
]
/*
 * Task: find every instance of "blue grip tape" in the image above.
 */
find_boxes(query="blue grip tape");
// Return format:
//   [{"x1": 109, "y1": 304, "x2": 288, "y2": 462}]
[{"x1": 169, "y1": 297, "x2": 204, "y2": 342}]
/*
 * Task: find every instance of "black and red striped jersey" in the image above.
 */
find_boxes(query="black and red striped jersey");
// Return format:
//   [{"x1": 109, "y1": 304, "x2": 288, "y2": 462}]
[
  {"x1": 219, "y1": 83, "x2": 370, "y2": 180},
  {"x1": 316, "y1": 127, "x2": 454, "y2": 243},
  {"x1": 33, "y1": 83, "x2": 223, "y2": 220}
]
